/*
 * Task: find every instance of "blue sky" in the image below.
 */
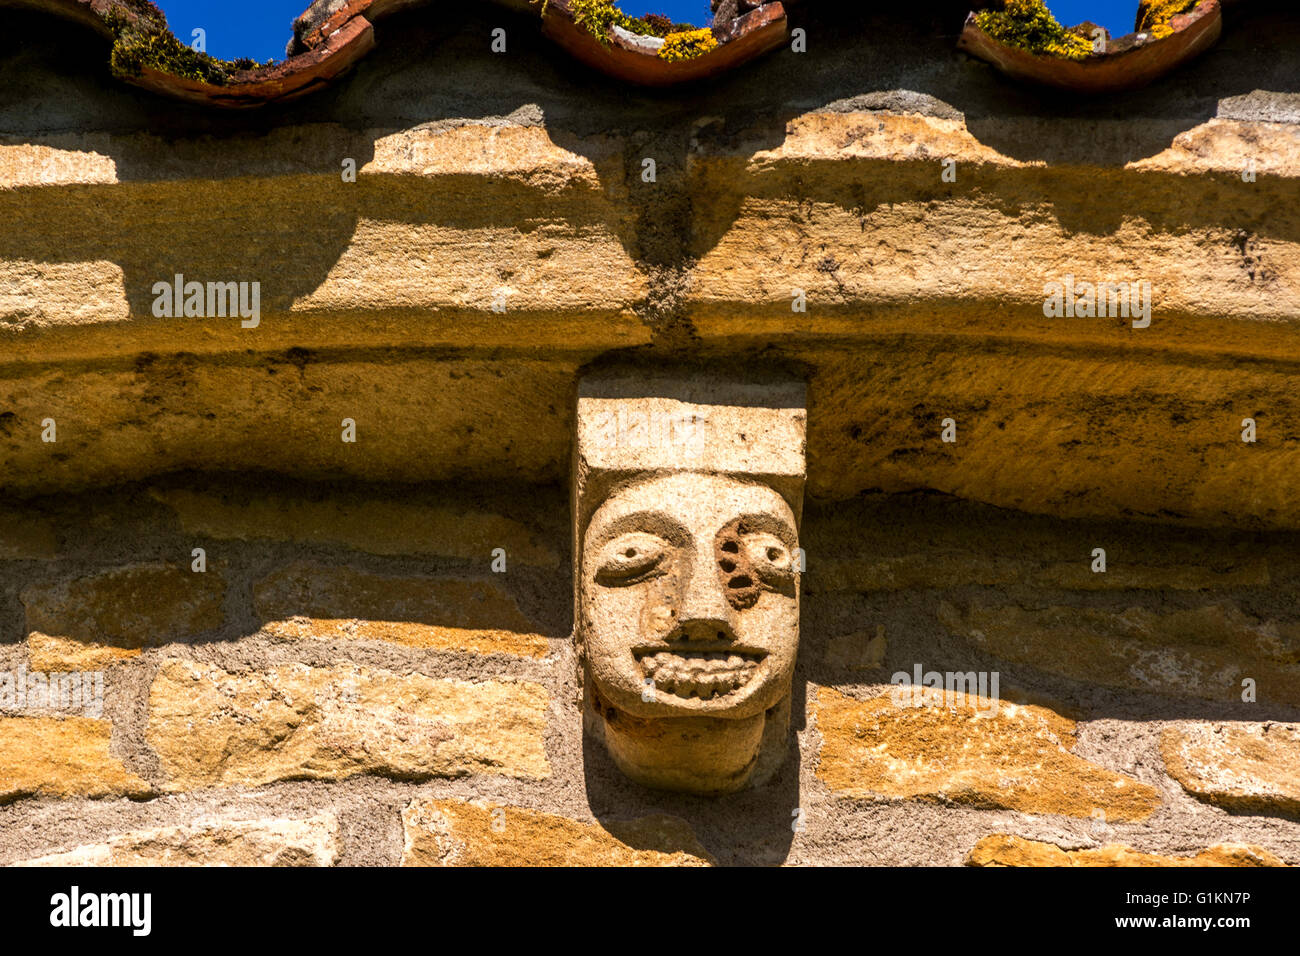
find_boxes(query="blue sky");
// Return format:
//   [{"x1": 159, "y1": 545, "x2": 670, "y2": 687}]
[{"x1": 153, "y1": 1, "x2": 1146, "y2": 63}]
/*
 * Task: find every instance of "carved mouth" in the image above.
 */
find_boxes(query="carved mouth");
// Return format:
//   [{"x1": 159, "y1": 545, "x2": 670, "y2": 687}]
[{"x1": 634, "y1": 647, "x2": 766, "y2": 701}]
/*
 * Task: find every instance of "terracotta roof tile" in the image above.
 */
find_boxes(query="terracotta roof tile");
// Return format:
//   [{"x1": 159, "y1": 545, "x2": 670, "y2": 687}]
[
  {"x1": 0, "y1": 0, "x2": 1260, "y2": 108},
  {"x1": 957, "y1": 0, "x2": 1223, "y2": 94}
]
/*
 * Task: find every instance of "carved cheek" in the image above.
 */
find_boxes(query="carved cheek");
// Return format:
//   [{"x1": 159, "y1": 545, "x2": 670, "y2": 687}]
[{"x1": 638, "y1": 570, "x2": 680, "y2": 639}]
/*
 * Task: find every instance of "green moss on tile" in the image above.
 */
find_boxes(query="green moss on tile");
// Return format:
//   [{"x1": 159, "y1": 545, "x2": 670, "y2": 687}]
[
  {"x1": 103, "y1": 1, "x2": 274, "y2": 86},
  {"x1": 975, "y1": 0, "x2": 1093, "y2": 60},
  {"x1": 566, "y1": 0, "x2": 697, "y2": 44}
]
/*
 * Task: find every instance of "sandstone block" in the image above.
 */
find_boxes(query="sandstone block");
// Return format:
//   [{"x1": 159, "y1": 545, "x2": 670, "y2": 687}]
[
  {"x1": 0, "y1": 716, "x2": 150, "y2": 802},
  {"x1": 23, "y1": 563, "x2": 226, "y2": 670},
  {"x1": 147, "y1": 660, "x2": 549, "y2": 789},
  {"x1": 254, "y1": 561, "x2": 549, "y2": 658},
  {"x1": 1162, "y1": 722, "x2": 1300, "y2": 817},
  {"x1": 153, "y1": 488, "x2": 560, "y2": 567},
  {"x1": 11, "y1": 813, "x2": 340, "y2": 867},
  {"x1": 401, "y1": 799, "x2": 711, "y2": 867},
  {"x1": 939, "y1": 601, "x2": 1300, "y2": 707},
  {"x1": 814, "y1": 686, "x2": 1159, "y2": 820},
  {"x1": 0, "y1": 510, "x2": 56, "y2": 560},
  {"x1": 967, "y1": 834, "x2": 1285, "y2": 867}
]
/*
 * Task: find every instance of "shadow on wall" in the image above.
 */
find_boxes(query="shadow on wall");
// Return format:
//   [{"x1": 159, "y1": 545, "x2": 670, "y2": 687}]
[
  {"x1": 2, "y1": 3, "x2": 1299, "y2": 865},
  {"x1": 1, "y1": 2, "x2": 1298, "y2": 322},
  {"x1": 580, "y1": 680, "x2": 802, "y2": 866},
  {"x1": 5, "y1": 474, "x2": 1300, "y2": 863}
]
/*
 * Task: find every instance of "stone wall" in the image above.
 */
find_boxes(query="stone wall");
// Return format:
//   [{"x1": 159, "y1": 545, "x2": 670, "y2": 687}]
[
  {"x1": 0, "y1": 478, "x2": 1296, "y2": 866},
  {"x1": 1, "y1": 1, "x2": 1299, "y2": 865}
]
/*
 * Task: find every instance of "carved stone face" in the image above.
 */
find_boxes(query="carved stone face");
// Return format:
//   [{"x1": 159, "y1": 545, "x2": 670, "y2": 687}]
[{"x1": 579, "y1": 472, "x2": 800, "y2": 791}]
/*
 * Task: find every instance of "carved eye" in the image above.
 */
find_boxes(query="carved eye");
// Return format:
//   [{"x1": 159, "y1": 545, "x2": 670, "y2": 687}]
[
  {"x1": 744, "y1": 533, "x2": 794, "y2": 582},
  {"x1": 595, "y1": 534, "x2": 670, "y2": 585}
]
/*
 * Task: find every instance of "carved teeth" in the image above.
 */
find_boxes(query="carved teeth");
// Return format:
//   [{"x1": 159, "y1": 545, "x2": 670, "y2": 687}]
[{"x1": 637, "y1": 649, "x2": 763, "y2": 699}]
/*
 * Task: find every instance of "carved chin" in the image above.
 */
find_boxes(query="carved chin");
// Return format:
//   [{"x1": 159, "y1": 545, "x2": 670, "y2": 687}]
[{"x1": 635, "y1": 647, "x2": 765, "y2": 701}]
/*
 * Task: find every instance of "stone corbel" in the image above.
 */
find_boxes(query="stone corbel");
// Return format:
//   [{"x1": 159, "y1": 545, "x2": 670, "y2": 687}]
[{"x1": 574, "y1": 372, "x2": 806, "y2": 794}]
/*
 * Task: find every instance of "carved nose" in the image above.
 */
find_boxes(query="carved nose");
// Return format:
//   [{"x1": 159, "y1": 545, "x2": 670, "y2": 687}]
[{"x1": 672, "y1": 556, "x2": 734, "y2": 642}]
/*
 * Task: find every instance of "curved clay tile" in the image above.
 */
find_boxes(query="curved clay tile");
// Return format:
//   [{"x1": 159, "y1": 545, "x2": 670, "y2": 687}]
[
  {"x1": 294, "y1": 0, "x2": 790, "y2": 87},
  {"x1": 957, "y1": 0, "x2": 1223, "y2": 94},
  {"x1": 0, "y1": 0, "x2": 791, "y2": 107},
  {"x1": 289, "y1": 0, "x2": 429, "y2": 55},
  {"x1": 0, "y1": 0, "x2": 376, "y2": 107},
  {"x1": 132, "y1": 16, "x2": 375, "y2": 108},
  {"x1": 538, "y1": 1, "x2": 787, "y2": 87}
]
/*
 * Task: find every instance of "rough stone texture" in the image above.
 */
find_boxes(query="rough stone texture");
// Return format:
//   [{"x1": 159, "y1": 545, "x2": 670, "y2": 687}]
[
  {"x1": 10, "y1": 813, "x2": 340, "y2": 866},
  {"x1": 0, "y1": 510, "x2": 56, "y2": 560},
  {"x1": 575, "y1": 374, "x2": 808, "y2": 500},
  {"x1": 807, "y1": 551, "x2": 1269, "y2": 593},
  {"x1": 822, "y1": 626, "x2": 887, "y2": 671},
  {"x1": 0, "y1": 482, "x2": 1296, "y2": 866},
  {"x1": 153, "y1": 486, "x2": 560, "y2": 567},
  {"x1": 0, "y1": 717, "x2": 151, "y2": 802},
  {"x1": 401, "y1": 798, "x2": 712, "y2": 866},
  {"x1": 575, "y1": 376, "x2": 806, "y2": 793},
  {"x1": 254, "y1": 561, "x2": 550, "y2": 658},
  {"x1": 939, "y1": 601, "x2": 1300, "y2": 708},
  {"x1": 23, "y1": 562, "x2": 226, "y2": 670},
  {"x1": 0, "y1": 356, "x2": 586, "y2": 494},
  {"x1": 967, "y1": 834, "x2": 1285, "y2": 867},
  {"x1": 0, "y1": 7, "x2": 1295, "y2": 530},
  {"x1": 814, "y1": 687, "x2": 1161, "y2": 820},
  {"x1": 147, "y1": 660, "x2": 550, "y2": 789},
  {"x1": 0, "y1": 5, "x2": 1299, "y2": 866},
  {"x1": 1162, "y1": 723, "x2": 1300, "y2": 817}
]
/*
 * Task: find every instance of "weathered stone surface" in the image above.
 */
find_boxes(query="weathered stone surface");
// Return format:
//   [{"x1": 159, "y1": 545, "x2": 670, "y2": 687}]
[
  {"x1": 796, "y1": 346, "x2": 1300, "y2": 527},
  {"x1": 803, "y1": 492, "x2": 1276, "y2": 594},
  {"x1": 680, "y1": 104, "x2": 1300, "y2": 530},
  {"x1": 576, "y1": 375, "x2": 807, "y2": 494},
  {"x1": 1027, "y1": 559, "x2": 1269, "y2": 591},
  {"x1": 1162, "y1": 723, "x2": 1300, "y2": 817},
  {"x1": 690, "y1": 111, "x2": 1300, "y2": 326},
  {"x1": 0, "y1": 357, "x2": 582, "y2": 496},
  {"x1": 1135, "y1": 118, "x2": 1300, "y2": 178},
  {"x1": 0, "y1": 717, "x2": 151, "y2": 802},
  {"x1": 2, "y1": 14, "x2": 1299, "y2": 535},
  {"x1": 808, "y1": 553, "x2": 1021, "y2": 593},
  {"x1": 0, "y1": 124, "x2": 615, "y2": 191},
  {"x1": 11, "y1": 813, "x2": 340, "y2": 867},
  {"x1": 401, "y1": 799, "x2": 712, "y2": 867},
  {"x1": 23, "y1": 563, "x2": 226, "y2": 670},
  {"x1": 807, "y1": 550, "x2": 1265, "y2": 593},
  {"x1": 939, "y1": 601, "x2": 1300, "y2": 707},
  {"x1": 290, "y1": 217, "x2": 644, "y2": 320},
  {"x1": 153, "y1": 488, "x2": 560, "y2": 567},
  {"x1": 822, "y1": 626, "x2": 887, "y2": 671},
  {"x1": 0, "y1": 510, "x2": 56, "y2": 559},
  {"x1": 254, "y1": 561, "x2": 550, "y2": 658},
  {"x1": 575, "y1": 375, "x2": 806, "y2": 794},
  {"x1": 967, "y1": 834, "x2": 1285, "y2": 867},
  {"x1": 0, "y1": 3, "x2": 1298, "y2": 869},
  {"x1": 0, "y1": 125, "x2": 647, "y2": 360},
  {"x1": 146, "y1": 660, "x2": 549, "y2": 789},
  {"x1": 0, "y1": 258, "x2": 127, "y2": 328},
  {"x1": 814, "y1": 687, "x2": 1159, "y2": 820}
]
